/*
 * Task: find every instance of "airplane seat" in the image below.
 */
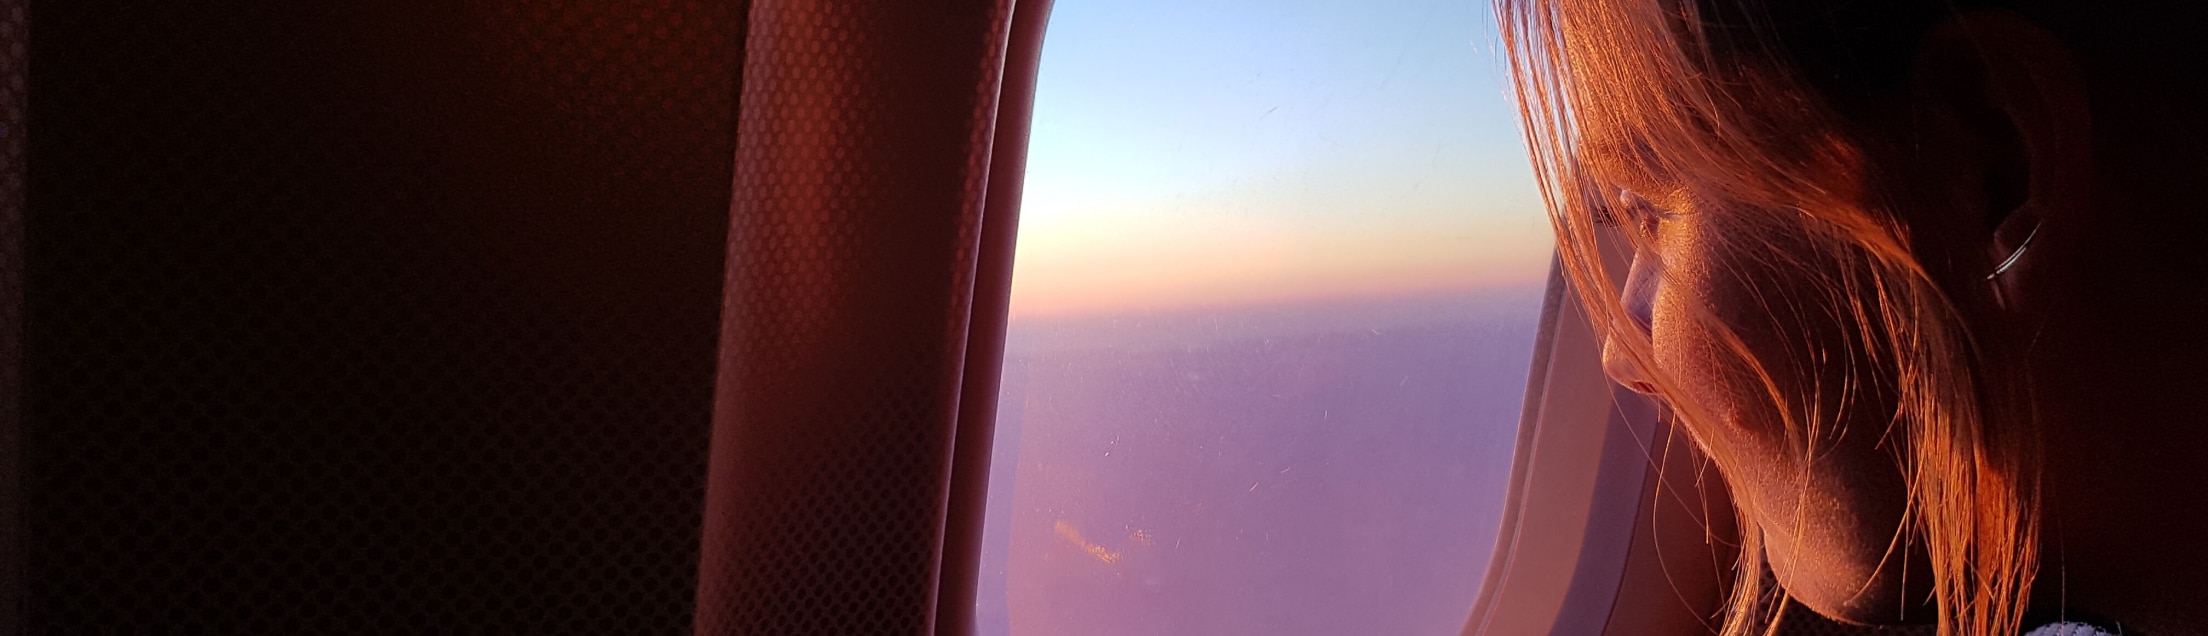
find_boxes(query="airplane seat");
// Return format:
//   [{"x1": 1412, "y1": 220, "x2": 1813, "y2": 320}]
[
  {"x1": 6, "y1": 0, "x2": 742, "y2": 632},
  {"x1": 0, "y1": 0, "x2": 1049, "y2": 633}
]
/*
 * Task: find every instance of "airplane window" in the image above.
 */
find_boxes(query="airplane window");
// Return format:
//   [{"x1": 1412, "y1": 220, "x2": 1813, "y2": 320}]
[{"x1": 973, "y1": 1, "x2": 1553, "y2": 634}]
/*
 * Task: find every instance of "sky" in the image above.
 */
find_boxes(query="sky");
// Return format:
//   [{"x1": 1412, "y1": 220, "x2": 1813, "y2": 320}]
[{"x1": 1007, "y1": 0, "x2": 1552, "y2": 318}]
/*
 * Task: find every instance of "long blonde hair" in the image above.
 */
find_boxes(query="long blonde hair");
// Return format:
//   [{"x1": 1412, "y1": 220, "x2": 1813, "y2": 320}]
[{"x1": 1495, "y1": 1, "x2": 2040, "y2": 634}]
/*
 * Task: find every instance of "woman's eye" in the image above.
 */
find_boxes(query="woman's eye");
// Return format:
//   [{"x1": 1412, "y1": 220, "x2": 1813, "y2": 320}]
[{"x1": 1601, "y1": 189, "x2": 1670, "y2": 235}]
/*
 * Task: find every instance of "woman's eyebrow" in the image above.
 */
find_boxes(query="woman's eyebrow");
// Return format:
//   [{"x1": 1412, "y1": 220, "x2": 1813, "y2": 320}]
[{"x1": 1575, "y1": 137, "x2": 1673, "y2": 197}]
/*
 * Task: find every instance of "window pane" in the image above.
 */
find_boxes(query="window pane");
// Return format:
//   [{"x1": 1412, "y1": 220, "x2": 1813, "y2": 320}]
[{"x1": 976, "y1": 1, "x2": 1550, "y2": 634}]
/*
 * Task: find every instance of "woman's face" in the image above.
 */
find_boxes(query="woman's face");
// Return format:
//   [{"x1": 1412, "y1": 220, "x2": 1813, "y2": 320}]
[{"x1": 1598, "y1": 188, "x2": 1931, "y2": 623}]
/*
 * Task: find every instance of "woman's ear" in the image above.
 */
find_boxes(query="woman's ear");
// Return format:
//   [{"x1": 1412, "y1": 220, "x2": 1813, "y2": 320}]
[{"x1": 1904, "y1": 10, "x2": 2091, "y2": 314}]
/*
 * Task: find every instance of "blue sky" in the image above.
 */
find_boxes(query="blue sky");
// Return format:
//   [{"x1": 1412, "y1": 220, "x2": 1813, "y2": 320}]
[{"x1": 1009, "y1": 0, "x2": 1552, "y2": 316}]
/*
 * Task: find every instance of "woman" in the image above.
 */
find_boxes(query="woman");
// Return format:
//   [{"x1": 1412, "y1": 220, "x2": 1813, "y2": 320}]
[{"x1": 1497, "y1": 0, "x2": 2208, "y2": 634}]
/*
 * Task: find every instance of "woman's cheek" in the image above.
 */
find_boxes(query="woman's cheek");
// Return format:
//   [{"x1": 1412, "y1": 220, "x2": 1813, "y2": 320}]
[
  {"x1": 1644, "y1": 217, "x2": 1786, "y2": 453},
  {"x1": 1644, "y1": 217, "x2": 1818, "y2": 529},
  {"x1": 1649, "y1": 280, "x2": 1787, "y2": 466},
  {"x1": 1645, "y1": 213, "x2": 1924, "y2": 619}
]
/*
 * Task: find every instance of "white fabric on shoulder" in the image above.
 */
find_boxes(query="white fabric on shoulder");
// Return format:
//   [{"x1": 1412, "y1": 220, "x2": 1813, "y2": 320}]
[{"x1": 2023, "y1": 621, "x2": 2122, "y2": 636}]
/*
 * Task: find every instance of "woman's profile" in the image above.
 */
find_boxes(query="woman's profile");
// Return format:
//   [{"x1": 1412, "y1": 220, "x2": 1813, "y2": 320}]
[{"x1": 1497, "y1": 0, "x2": 2207, "y2": 634}]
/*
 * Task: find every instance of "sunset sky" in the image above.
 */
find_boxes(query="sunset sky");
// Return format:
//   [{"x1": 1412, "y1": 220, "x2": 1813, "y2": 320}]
[{"x1": 1007, "y1": 0, "x2": 1552, "y2": 318}]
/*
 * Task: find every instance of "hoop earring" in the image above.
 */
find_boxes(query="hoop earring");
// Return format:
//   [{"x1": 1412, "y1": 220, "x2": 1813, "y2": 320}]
[{"x1": 1985, "y1": 221, "x2": 2042, "y2": 280}]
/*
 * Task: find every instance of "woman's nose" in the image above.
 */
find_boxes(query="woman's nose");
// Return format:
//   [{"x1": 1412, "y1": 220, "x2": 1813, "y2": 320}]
[{"x1": 1602, "y1": 251, "x2": 1661, "y2": 395}]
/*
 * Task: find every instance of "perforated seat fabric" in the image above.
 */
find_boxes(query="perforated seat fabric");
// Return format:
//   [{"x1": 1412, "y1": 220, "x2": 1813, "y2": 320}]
[
  {"x1": 0, "y1": 1, "x2": 24, "y2": 633},
  {"x1": 1777, "y1": 601, "x2": 1938, "y2": 636},
  {"x1": 15, "y1": 0, "x2": 745, "y2": 631},
  {"x1": 3, "y1": 0, "x2": 1050, "y2": 632},
  {"x1": 691, "y1": 0, "x2": 1019, "y2": 633}
]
